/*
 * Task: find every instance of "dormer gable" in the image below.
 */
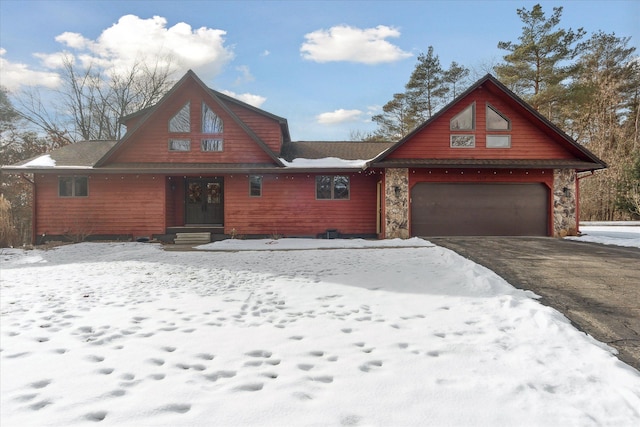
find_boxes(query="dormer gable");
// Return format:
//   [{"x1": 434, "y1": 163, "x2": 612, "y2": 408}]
[{"x1": 96, "y1": 70, "x2": 286, "y2": 167}]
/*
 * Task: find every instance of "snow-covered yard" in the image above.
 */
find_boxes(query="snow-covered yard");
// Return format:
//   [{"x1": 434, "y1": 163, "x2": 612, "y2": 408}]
[
  {"x1": 1, "y1": 235, "x2": 639, "y2": 426},
  {"x1": 567, "y1": 222, "x2": 640, "y2": 248}
]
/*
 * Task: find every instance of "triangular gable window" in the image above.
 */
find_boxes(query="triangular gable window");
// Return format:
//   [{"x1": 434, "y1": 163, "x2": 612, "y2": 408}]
[
  {"x1": 202, "y1": 103, "x2": 223, "y2": 133},
  {"x1": 450, "y1": 103, "x2": 475, "y2": 130},
  {"x1": 486, "y1": 104, "x2": 511, "y2": 130},
  {"x1": 169, "y1": 102, "x2": 190, "y2": 133}
]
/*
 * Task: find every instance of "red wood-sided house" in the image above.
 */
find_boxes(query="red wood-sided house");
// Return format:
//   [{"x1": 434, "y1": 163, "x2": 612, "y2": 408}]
[{"x1": 3, "y1": 70, "x2": 605, "y2": 244}]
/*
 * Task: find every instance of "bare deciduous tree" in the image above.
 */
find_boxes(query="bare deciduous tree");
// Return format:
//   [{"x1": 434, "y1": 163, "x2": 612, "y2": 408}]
[{"x1": 14, "y1": 54, "x2": 176, "y2": 143}]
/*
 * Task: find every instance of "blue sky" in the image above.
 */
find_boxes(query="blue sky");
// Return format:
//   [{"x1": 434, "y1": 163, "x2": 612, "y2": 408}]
[{"x1": 1, "y1": 0, "x2": 638, "y2": 141}]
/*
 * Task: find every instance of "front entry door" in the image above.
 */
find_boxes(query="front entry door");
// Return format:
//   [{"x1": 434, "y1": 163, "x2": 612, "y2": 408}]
[{"x1": 185, "y1": 178, "x2": 223, "y2": 225}]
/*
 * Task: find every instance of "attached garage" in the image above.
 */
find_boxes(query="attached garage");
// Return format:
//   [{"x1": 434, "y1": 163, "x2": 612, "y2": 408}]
[{"x1": 411, "y1": 182, "x2": 549, "y2": 236}]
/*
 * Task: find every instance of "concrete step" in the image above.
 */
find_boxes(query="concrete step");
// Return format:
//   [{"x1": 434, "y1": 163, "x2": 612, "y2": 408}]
[{"x1": 174, "y1": 232, "x2": 211, "y2": 245}]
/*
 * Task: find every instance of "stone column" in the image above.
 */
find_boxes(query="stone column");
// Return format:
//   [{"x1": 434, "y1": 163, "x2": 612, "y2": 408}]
[
  {"x1": 553, "y1": 169, "x2": 578, "y2": 237},
  {"x1": 384, "y1": 168, "x2": 409, "y2": 239}
]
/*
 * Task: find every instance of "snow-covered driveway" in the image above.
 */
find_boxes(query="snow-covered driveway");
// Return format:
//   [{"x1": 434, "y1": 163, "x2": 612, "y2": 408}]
[{"x1": 1, "y1": 239, "x2": 639, "y2": 426}]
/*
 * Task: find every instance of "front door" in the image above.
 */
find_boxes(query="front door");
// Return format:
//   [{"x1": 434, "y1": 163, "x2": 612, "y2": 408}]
[{"x1": 185, "y1": 178, "x2": 224, "y2": 225}]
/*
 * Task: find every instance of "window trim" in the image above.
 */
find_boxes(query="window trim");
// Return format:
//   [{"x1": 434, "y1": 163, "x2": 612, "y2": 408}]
[
  {"x1": 486, "y1": 104, "x2": 511, "y2": 131},
  {"x1": 486, "y1": 134, "x2": 511, "y2": 148},
  {"x1": 169, "y1": 139, "x2": 191, "y2": 152},
  {"x1": 58, "y1": 176, "x2": 89, "y2": 198},
  {"x1": 450, "y1": 134, "x2": 476, "y2": 148},
  {"x1": 249, "y1": 175, "x2": 262, "y2": 197},
  {"x1": 315, "y1": 175, "x2": 350, "y2": 200}
]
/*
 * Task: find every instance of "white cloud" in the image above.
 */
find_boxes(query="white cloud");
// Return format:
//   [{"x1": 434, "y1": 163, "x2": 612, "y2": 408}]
[
  {"x1": 261, "y1": 50, "x2": 270, "y2": 57},
  {"x1": 301, "y1": 25, "x2": 412, "y2": 64},
  {"x1": 0, "y1": 49, "x2": 61, "y2": 91},
  {"x1": 220, "y1": 90, "x2": 266, "y2": 108},
  {"x1": 74, "y1": 15, "x2": 234, "y2": 78},
  {"x1": 316, "y1": 109, "x2": 363, "y2": 124},
  {"x1": 234, "y1": 65, "x2": 254, "y2": 85},
  {"x1": 1, "y1": 15, "x2": 235, "y2": 91}
]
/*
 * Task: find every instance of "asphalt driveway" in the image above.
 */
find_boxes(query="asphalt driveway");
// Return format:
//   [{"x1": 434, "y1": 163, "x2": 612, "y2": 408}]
[{"x1": 429, "y1": 237, "x2": 640, "y2": 371}]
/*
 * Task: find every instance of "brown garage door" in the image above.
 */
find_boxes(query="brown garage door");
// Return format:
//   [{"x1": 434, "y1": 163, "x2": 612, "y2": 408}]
[{"x1": 411, "y1": 183, "x2": 549, "y2": 236}]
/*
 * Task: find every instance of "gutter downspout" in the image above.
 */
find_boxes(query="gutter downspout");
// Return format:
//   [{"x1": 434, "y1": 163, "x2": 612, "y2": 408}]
[{"x1": 20, "y1": 173, "x2": 36, "y2": 245}]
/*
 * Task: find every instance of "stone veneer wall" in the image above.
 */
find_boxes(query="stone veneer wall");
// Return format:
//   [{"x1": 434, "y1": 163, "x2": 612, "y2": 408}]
[
  {"x1": 553, "y1": 169, "x2": 578, "y2": 237},
  {"x1": 385, "y1": 168, "x2": 409, "y2": 239}
]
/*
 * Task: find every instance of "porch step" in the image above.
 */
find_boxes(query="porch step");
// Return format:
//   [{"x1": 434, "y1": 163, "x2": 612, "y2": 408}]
[{"x1": 174, "y1": 232, "x2": 211, "y2": 245}]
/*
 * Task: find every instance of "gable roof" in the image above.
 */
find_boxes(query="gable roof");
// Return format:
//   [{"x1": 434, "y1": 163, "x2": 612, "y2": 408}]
[
  {"x1": 95, "y1": 70, "x2": 285, "y2": 167},
  {"x1": 371, "y1": 74, "x2": 607, "y2": 172}
]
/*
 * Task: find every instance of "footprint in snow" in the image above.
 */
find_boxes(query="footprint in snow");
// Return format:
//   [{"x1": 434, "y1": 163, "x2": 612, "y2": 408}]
[
  {"x1": 195, "y1": 353, "x2": 214, "y2": 361},
  {"x1": 147, "y1": 358, "x2": 165, "y2": 366},
  {"x1": 359, "y1": 360, "x2": 383, "y2": 373},
  {"x1": 234, "y1": 383, "x2": 264, "y2": 392},
  {"x1": 30, "y1": 379, "x2": 51, "y2": 389},
  {"x1": 160, "y1": 403, "x2": 191, "y2": 413},
  {"x1": 203, "y1": 370, "x2": 236, "y2": 382},
  {"x1": 246, "y1": 350, "x2": 272, "y2": 358},
  {"x1": 85, "y1": 411, "x2": 107, "y2": 422},
  {"x1": 309, "y1": 375, "x2": 333, "y2": 383}
]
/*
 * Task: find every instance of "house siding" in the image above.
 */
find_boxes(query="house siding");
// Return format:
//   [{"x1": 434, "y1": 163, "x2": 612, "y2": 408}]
[
  {"x1": 388, "y1": 88, "x2": 575, "y2": 160},
  {"x1": 35, "y1": 174, "x2": 166, "y2": 239},
  {"x1": 112, "y1": 79, "x2": 277, "y2": 165},
  {"x1": 223, "y1": 102, "x2": 284, "y2": 154},
  {"x1": 223, "y1": 173, "x2": 379, "y2": 237}
]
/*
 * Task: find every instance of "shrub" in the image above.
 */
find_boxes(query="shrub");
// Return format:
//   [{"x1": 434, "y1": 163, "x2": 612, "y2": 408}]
[{"x1": 0, "y1": 194, "x2": 18, "y2": 247}]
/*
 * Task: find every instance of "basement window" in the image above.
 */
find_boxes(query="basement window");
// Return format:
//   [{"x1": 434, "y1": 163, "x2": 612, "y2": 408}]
[
  {"x1": 59, "y1": 176, "x2": 88, "y2": 197},
  {"x1": 316, "y1": 175, "x2": 350, "y2": 200}
]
